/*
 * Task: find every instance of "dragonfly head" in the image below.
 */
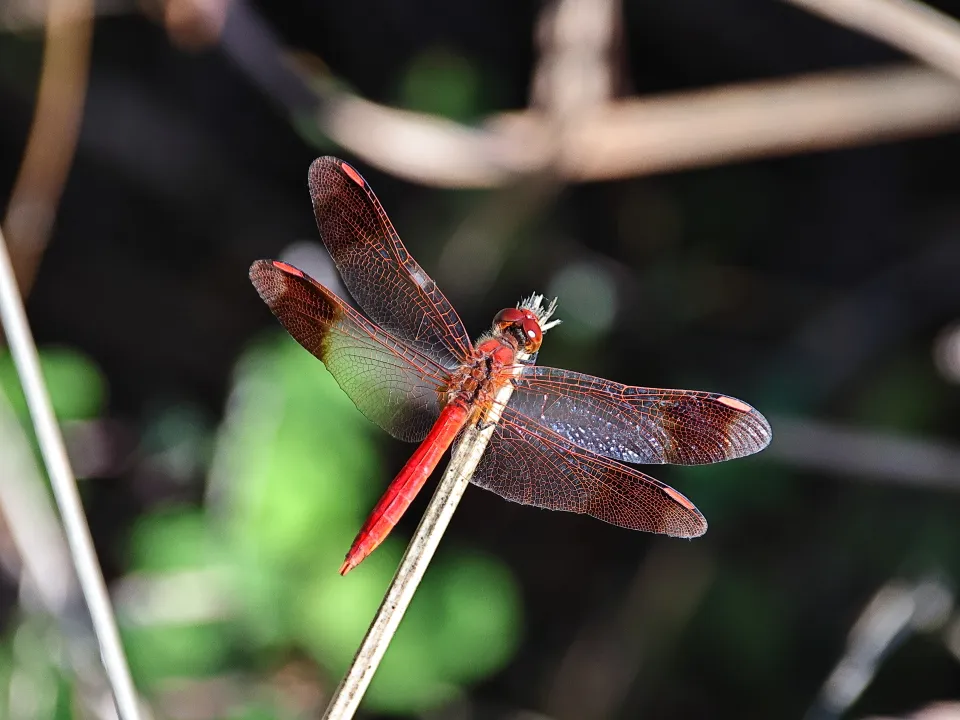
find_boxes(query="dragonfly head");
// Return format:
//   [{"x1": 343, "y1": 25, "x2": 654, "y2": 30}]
[
  {"x1": 494, "y1": 295, "x2": 560, "y2": 355},
  {"x1": 493, "y1": 307, "x2": 544, "y2": 354}
]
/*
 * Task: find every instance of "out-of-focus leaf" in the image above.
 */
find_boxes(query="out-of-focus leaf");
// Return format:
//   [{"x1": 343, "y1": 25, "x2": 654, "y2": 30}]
[
  {"x1": 125, "y1": 622, "x2": 230, "y2": 681},
  {"x1": 398, "y1": 47, "x2": 481, "y2": 122},
  {"x1": 0, "y1": 347, "x2": 106, "y2": 421},
  {"x1": 52, "y1": 674, "x2": 74, "y2": 720},
  {"x1": 0, "y1": 640, "x2": 10, "y2": 716},
  {"x1": 430, "y1": 551, "x2": 522, "y2": 681},
  {"x1": 127, "y1": 507, "x2": 221, "y2": 572},
  {"x1": 124, "y1": 508, "x2": 233, "y2": 682},
  {"x1": 113, "y1": 332, "x2": 524, "y2": 713},
  {"x1": 228, "y1": 705, "x2": 287, "y2": 720},
  {"x1": 222, "y1": 335, "x2": 385, "y2": 647},
  {"x1": 296, "y1": 547, "x2": 520, "y2": 715},
  {"x1": 297, "y1": 540, "x2": 405, "y2": 664}
]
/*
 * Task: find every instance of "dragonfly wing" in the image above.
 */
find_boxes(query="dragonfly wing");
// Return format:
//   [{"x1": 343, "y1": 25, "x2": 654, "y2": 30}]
[
  {"x1": 309, "y1": 157, "x2": 473, "y2": 368},
  {"x1": 469, "y1": 406, "x2": 707, "y2": 537},
  {"x1": 507, "y1": 366, "x2": 771, "y2": 465},
  {"x1": 250, "y1": 260, "x2": 448, "y2": 442}
]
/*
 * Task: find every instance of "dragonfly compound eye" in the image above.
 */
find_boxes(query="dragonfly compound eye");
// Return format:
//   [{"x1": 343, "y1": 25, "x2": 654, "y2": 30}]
[
  {"x1": 494, "y1": 307, "x2": 542, "y2": 353},
  {"x1": 494, "y1": 308, "x2": 525, "y2": 328},
  {"x1": 519, "y1": 313, "x2": 543, "y2": 352}
]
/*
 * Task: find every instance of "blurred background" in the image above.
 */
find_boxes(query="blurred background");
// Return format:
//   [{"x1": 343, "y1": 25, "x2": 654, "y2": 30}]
[{"x1": 2, "y1": 0, "x2": 960, "y2": 718}]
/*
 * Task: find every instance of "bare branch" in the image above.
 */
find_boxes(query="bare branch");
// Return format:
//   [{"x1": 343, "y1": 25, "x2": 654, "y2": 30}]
[
  {"x1": 494, "y1": 64, "x2": 960, "y2": 181},
  {"x1": 3, "y1": 0, "x2": 93, "y2": 295},
  {"x1": 0, "y1": 225, "x2": 144, "y2": 720},
  {"x1": 302, "y1": 64, "x2": 960, "y2": 187},
  {"x1": 805, "y1": 577, "x2": 954, "y2": 720},
  {"x1": 215, "y1": 4, "x2": 960, "y2": 188},
  {"x1": 768, "y1": 414, "x2": 960, "y2": 490}
]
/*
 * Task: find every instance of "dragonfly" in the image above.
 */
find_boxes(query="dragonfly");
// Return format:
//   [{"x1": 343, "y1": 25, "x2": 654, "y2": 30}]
[{"x1": 249, "y1": 157, "x2": 772, "y2": 575}]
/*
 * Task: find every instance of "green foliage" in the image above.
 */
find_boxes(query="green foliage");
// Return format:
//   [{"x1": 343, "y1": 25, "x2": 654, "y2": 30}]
[
  {"x1": 228, "y1": 706, "x2": 288, "y2": 720},
  {"x1": 398, "y1": 47, "x2": 482, "y2": 122},
  {"x1": 126, "y1": 620, "x2": 231, "y2": 681},
  {"x1": 119, "y1": 332, "x2": 522, "y2": 715},
  {"x1": 124, "y1": 509, "x2": 233, "y2": 681},
  {"x1": 0, "y1": 346, "x2": 106, "y2": 421},
  {"x1": 128, "y1": 508, "x2": 223, "y2": 572}
]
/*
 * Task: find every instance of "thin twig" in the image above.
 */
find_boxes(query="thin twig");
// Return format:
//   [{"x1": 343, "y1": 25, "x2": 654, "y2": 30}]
[
  {"x1": 321, "y1": 372, "x2": 522, "y2": 719},
  {"x1": 0, "y1": 225, "x2": 143, "y2": 720},
  {"x1": 218, "y1": 3, "x2": 960, "y2": 189},
  {"x1": 501, "y1": 64, "x2": 960, "y2": 181},
  {"x1": 3, "y1": 0, "x2": 93, "y2": 295},
  {"x1": 785, "y1": 0, "x2": 960, "y2": 84},
  {"x1": 766, "y1": 415, "x2": 960, "y2": 490},
  {"x1": 310, "y1": 63, "x2": 960, "y2": 187},
  {"x1": 804, "y1": 577, "x2": 953, "y2": 720}
]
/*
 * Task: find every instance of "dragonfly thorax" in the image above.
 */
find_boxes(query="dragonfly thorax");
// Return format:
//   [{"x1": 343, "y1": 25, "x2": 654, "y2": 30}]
[{"x1": 442, "y1": 336, "x2": 518, "y2": 413}]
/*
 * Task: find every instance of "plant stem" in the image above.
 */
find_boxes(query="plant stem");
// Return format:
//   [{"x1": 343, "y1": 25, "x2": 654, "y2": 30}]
[
  {"x1": 321, "y1": 376, "x2": 519, "y2": 719},
  {"x1": 0, "y1": 226, "x2": 143, "y2": 720}
]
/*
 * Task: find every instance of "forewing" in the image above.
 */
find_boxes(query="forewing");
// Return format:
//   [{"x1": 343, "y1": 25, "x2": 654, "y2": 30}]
[
  {"x1": 308, "y1": 157, "x2": 473, "y2": 367},
  {"x1": 508, "y1": 366, "x2": 771, "y2": 465},
  {"x1": 470, "y1": 407, "x2": 707, "y2": 537},
  {"x1": 249, "y1": 260, "x2": 448, "y2": 442}
]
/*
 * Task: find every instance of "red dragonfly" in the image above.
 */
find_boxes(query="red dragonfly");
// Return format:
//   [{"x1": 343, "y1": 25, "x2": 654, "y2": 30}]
[{"x1": 250, "y1": 157, "x2": 771, "y2": 575}]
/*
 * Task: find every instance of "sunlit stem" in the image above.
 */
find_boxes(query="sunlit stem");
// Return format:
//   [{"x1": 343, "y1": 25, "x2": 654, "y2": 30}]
[
  {"x1": 0, "y1": 225, "x2": 144, "y2": 720},
  {"x1": 321, "y1": 350, "x2": 529, "y2": 720}
]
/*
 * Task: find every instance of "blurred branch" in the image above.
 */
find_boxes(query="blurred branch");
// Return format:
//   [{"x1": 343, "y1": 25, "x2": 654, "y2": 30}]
[
  {"x1": 303, "y1": 63, "x2": 960, "y2": 187},
  {"x1": 2, "y1": 0, "x2": 93, "y2": 295},
  {"x1": 0, "y1": 225, "x2": 143, "y2": 720},
  {"x1": 215, "y1": 3, "x2": 960, "y2": 189},
  {"x1": 9, "y1": 0, "x2": 960, "y2": 195},
  {"x1": 769, "y1": 415, "x2": 960, "y2": 490},
  {"x1": 160, "y1": 0, "x2": 232, "y2": 50},
  {"x1": 864, "y1": 703, "x2": 960, "y2": 720},
  {"x1": 785, "y1": 0, "x2": 960, "y2": 84},
  {"x1": 805, "y1": 577, "x2": 954, "y2": 720},
  {"x1": 531, "y1": 0, "x2": 619, "y2": 116},
  {"x1": 493, "y1": 64, "x2": 960, "y2": 181},
  {"x1": 436, "y1": 0, "x2": 621, "y2": 300}
]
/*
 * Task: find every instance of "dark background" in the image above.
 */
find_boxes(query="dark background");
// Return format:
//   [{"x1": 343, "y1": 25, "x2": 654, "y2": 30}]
[{"x1": 2, "y1": 1, "x2": 960, "y2": 718}]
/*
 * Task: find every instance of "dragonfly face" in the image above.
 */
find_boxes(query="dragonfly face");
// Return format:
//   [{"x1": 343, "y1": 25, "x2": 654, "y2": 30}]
[{"x1": 492, "y1": 307, "x2": 543, "y2": 355}]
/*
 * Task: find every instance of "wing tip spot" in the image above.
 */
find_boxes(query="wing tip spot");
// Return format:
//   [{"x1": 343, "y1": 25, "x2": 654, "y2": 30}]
[
  {"x1": 272, "y1": 260, "x2": 305, "y2": 278},
  {"x1": 717, "y1": 395, "x2": 752, "y2": 413},
  {"x1": 663, "y1": 485, "x2": 698, "y2": 511},
  {"x1": 340, "y1": 161, "x2": 365, "y2": 187}
]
